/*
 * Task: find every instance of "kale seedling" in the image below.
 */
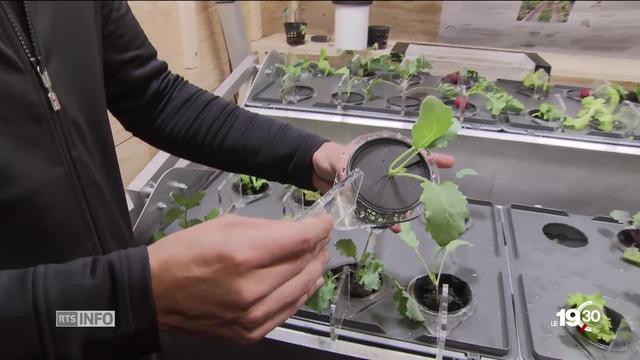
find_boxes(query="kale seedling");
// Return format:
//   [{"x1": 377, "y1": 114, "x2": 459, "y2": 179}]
[
  {"x1": 467, "y1": 78, "x2": 524, "y2": 116},
  {"x1": 610, "y1": 210, "x2": 640, "y2": 267},
  {"x1": 276, "y1": 56, "x2": 311, "y2": 98},
  {"x1": 532, "y1": 103, "x2": 564, "y2": 122},
  {"x1": 566, "y1": 292, "x2": 615, "y2": 344},
  {"x1": 306, "y1": 237, "x2": 385, "y2": 314},
  {"x1": 522, "y1": 68, "x2": 552, "y2": 94},
  {"x1": 316, "y1": 48, "x2": 334, "y2": 76},
  {"x1": 153, "y1": 191, "x2": 220, "y2": 241}
]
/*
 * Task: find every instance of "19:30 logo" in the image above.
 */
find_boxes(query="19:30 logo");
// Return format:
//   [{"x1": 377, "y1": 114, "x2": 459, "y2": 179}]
[{"x1": 552, "y1": 300, "x2": 603, "y2": 332}]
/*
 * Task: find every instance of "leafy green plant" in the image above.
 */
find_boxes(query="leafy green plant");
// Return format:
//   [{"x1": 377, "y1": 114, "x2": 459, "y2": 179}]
[
  {"x1": 437, "y1": 83, "x2": 459, "y2": 100},
  {"x1": 567, "y1": 292, "x2": 615, "y2": 343},
  {"x1": 394, "y1": 56, "x2": 432, "y2": 81},
  {"x1": 532, "y1": 103, "x2": 564, "y2": 121},
  {"x1": 522, "y1": 68, "x2": 552, "y2": 93},
  {"x1": 152, "y1": 191, "x2": 220, "y2": 241},
  {"x1": 306, "y1": 237, "x2": 385, "y2": 314},
  {"x1": 467, "y1": 78, "x2": 524, "y2": 115},
  {"x1": 300, "y1": 189, "x2": 321, "y2": 202},
  {"x1": 238, "y1": 175, "x2": 269, "y2": 194},
  {"x1": 316, "y1": 48, "x2": 334, "y2": 76},
  {"x1": 563, "y1": 96, "x2": 614, "y2": 131},
  {"x1": 610, "y1": 210, "x2": 640, "y2": 267}
]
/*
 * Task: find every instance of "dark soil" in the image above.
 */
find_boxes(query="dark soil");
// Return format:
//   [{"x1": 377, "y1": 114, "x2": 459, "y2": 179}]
[
  {"x1": 413, "y1": 274, "x2": 472, "y2": 313},
  {"x1": 231, "y1": 180, "x2": 270, "y2": 196},
  {"x1": 618, "y1": 229, "x2": 640, "y2": 248},
  {"x1": 330, "y1": 263, "x2": 382, "y2": 299},
  {"x1": 291, "y1": 189, "x2": 318, "y2": 207}
]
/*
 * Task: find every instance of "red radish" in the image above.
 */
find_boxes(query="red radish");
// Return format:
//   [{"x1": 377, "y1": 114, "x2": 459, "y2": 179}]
[
  {"x1": 448, "y1": 71, "x2": 460, "y2": 85},
  {"x1": 454, "y1": 96, "x2": 467, "y2": 112},
  {"x1": 580, "y1": 87, "x2": 590, "y2": 98}
]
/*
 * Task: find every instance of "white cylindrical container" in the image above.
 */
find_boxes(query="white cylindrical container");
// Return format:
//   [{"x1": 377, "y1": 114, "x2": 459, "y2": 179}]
[{"x1": 333, "y1": 1, "x2": 372, "y2": 51}]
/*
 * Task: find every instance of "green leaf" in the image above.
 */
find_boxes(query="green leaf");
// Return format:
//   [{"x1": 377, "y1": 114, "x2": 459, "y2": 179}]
[
  {"x1": 335, "y1": 239, "x2": 357, "y2": 259},
  {"x1": 537, "y1": 103, "x2": 564, "y2": 121},
  {"x1": 180, "y1": 218, "x2": 203, "y2": 229},
  {"x1": 412, "y1": 96, "x2": 453, "y2": 149},
  {"x1": 334, "y1": 66, "x2": 350, "y2": 76},
  {"x1": 455, "y1": 168, "x2": 478, "y2": 179},
  {"x1": 357, "y1": 258, "x2": 384, "y2": 291},
  {"x1": 623, "y1": 247, "x2": 640, "y2": 266},
  {"x1": 393, "y1": 283, "x2": 425, "y2": 322},
  {"x1": 420, "y1": 181, "x2": 469, "y2": 247},
  {"x1": 152, "y1": 231, "x2": 166, "y2": 242},
  {"x1": 173, "y1": 191, "x2": 206, "y2": 210},
  {"x1": 430, "y1": 118, "x2": 460, "y2": 149},
  {"x1": 443, "y1": 239, "x2": 472, "y2": 253},
  {"x1": 610, "y1": 210, "x2": 630, "y2": 224},
  {"x1": 163, "y1": 207, "x2": 185, "y2": 225},
  {"x1": 566, "y1": 292, "x2": 614, "y2": 343},
  {"x1": 305, "y1": 272, "x2": 338, "y2": 314},
  {"x1": 301, "y1": 189, "x2": 321, "y2": 202},
  {"x1": 632, "y1": 212, "x2": 640, "y2": 228},
  {"x1": 204, "y1": 208, "x2": 220, "y2": 221},
  {"x1": 398, "y1": 222, "x2": 419, "y2": 248},
  {"x1": 437, "y1": 83, "x2": 458, "y2": 100}
]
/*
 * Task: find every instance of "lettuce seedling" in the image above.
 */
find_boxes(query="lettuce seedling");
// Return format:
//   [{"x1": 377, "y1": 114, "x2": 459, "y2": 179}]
[
  {"x1": 306, "y1": 237, "x2": 385, "y2": 314},
  {"x1": 522, "y1": 68, "x2": 552, "y2": 93},
  {"x1": 467, "y1": 78, "x2": 524, "y2": 115},
  {"x1": 563, "y1": 96, "x2": 614, "y2": 131},
  {"x1": 437, "y1": 83, "x2": 459, "y2": 100},
  {"x1": 239, "y1": 175, "x2": 269, "y2": 194},
  {"x1": 533, "y1": 103, "x2": 564, "y2": 121},
  {"x1": 567, "y1": 292, "x2": 615, "y2": 344},
  {"x1": 153, "y1": 191, "x2": 220, "y2": 241},
  {"x1": 301, "y1": 189, "x2": 321, "y2": 202}
]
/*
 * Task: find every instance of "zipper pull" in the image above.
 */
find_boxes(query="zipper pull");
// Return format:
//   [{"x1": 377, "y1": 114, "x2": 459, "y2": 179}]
[{"x1": 36, "y1": 65, "x2": 62, "y2": 112}]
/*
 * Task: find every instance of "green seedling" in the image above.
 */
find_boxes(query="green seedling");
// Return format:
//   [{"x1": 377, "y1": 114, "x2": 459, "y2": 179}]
[
  {"x1": 563, "y1": 96, "x2": 614, "y2": 131},
  {"x1": 522, "y1": 68, "x2": 552, "y2": 93},
  {"x1": 610, "y1": 210, "x2": 640, "y2": 267},
  {"x1": 566, "y1": 292, "x2": 615, "y2": 343},
  {"x1": 239, "y1": 174, "x2": 268, "y2": 194},
  {"x1": 468, "y1": 78, "x2": 524, "y2": 115},
  {"x1": 152, "y1": 191, "x2": 220, "y2": 241},
  {"x1": 306, "y1": 237, "x2": 384, "y2": 314},
  {"x1": 437, "y1": 83, "x2": 459, "y2": 100},
  {"x1": 533, "y1": 103, "x2": 564, "y2": 121}
]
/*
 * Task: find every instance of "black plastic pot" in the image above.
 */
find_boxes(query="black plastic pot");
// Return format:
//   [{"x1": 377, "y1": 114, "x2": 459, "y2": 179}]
[
  {"x1": 330, "y1": 263, "x2": 383, "y2": 299},
  {"x1": 412, "y1": 274, "x2": 472, "y2": 314},
  {"x1": 367, "y1": 25, "x2": 390, "y2": 49},
  {"x1": 444, "y1": 99, "x2": 478, "y2": 118},
  {"x1": 386, "y1": 95, "x2": 421, "y2": 110},
  {"x1": 284, "y1": 22, "x2": 307, "y2": 46},
  {"x1": 231, "y1": 179, "x2": 270, "y2": 196},
  {"x1": 618, "y1": 229, "x2": 640, "y2": 248}
]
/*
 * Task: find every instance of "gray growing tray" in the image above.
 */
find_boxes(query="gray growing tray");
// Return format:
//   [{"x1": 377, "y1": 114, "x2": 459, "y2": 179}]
[
  {"x1": 496, "y1": 79, "x2": 640, "y2": 147},
  {"x1": 244, "y1": 51, "x2": 504, "y2": 132},
  {"x1": 162, "y1": 173, "x2": 517, "y2": 359},
  {"x1": 503, "y1": 204, "x2": 640, "y2": 360}
]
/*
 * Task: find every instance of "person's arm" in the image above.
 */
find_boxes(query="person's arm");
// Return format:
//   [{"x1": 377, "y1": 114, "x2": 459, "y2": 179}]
[
  {"x1": 101, "y1": 1, "x2": 326, "y2": 190},
  {"x1": 0, "y1": 247, "x2": 158, "y2": 359}
]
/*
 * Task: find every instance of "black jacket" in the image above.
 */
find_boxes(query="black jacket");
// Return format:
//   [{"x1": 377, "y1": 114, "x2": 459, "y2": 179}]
[{"x1": 0, "y1": 1, "x2": 325, "y2": 358}]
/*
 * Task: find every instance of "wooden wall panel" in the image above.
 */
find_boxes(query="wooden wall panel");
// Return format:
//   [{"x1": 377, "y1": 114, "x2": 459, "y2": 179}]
[{"x1": 111, "y1": 1, "x2": 231, "y2": 188}]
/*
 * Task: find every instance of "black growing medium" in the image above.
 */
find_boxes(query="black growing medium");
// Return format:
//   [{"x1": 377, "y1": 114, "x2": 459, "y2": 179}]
[
  {"x1": 542, "y1": 223, "x2": 588, "y2": 248},
  {"x1": 618, "y1": 229, "x2": 640, "y2": 248},
  {"x1": 330, "y1": 263, "x2": 382, "y2": 299},
  {"x1": 347, "y1": 136, "x2": 431, "y2": 224},
  {"x1": 231, "y1": 180, "x2": 270, "y2": 196},
  {"x1": 331, "y1": 92, "x2": 365, "y2": 105},
  {"x1": 414, "y1": 274, "x2": 472, "y2": 313},
  {"x1": 386, "y1": 95, "x2": 421, "y2": 110}
]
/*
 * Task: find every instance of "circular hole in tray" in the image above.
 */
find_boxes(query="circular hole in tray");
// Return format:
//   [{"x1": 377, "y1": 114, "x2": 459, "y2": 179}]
[
  {"x1": 231, "y1": 179, "x2": 270, "y2": 196},
  {"x1": 386, "y1": 95, "x2": 421, "y2": 110},
  {"x1": 444, "y1": 100, "x2": 478, "y2": 117},
  {"x1": 617, "y1": 229, "x2": 640, "y2": 248},
  {"x1": 291, "y1": 188, "x2": 319, "y2": 208},
  {"x1": 331, "y1": 92, "x2": 365, "y2": 105},
  {"x1": 542, "y1": 223, "x2": 588, "y2": 248},
  {"x1": 393, "y1": 74, "x2": 422, "y2": 87},
  {"x1": 574, "y1": 306, "x2": 631, "y2": 350},
  {"x1": 527, "y1": 109, "x2": 563, "y2": 126},
  {"x1": 283, "y1": 85, "x2": 314, "y2": 102},
  {"x1": 440, "y1": 75, "x2": 473, "y2": 88},
  {"x1": 412, "y1": 274, "x2": 472, "y2": 314},
  {"x1": 565, "y1": 89, "x2": 584, "y2": 102},
  {"x1": 330, "y1": 263, "x2": 384, "y2": 300}
]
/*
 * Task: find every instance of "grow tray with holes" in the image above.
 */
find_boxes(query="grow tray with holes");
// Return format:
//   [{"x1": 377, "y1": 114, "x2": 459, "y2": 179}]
[
  {"x1": 245, "y1": 51, "x2": 507, "y2": 133},
  {"x1": 504, "y1": 204, "x2": 639, "y2": 360},
  {"x1": 297, "y1": 199, "x2": 518, "y2": 359},
  {"x1": 497, "y1": 79, "x2": 640, "y2": 147}
]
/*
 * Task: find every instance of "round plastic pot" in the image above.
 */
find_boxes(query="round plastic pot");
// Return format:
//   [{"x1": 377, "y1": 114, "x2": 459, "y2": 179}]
[{"x1": 284, "y1": 22, "x2": 307, "y2": 46}]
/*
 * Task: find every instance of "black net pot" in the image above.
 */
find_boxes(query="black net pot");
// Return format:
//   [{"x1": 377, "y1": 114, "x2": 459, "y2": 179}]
[
  {"x1": 284, "y1": 22, "x2": 307, "y2": 46},
  {"x1": 346, "y1": 131, "x2": 438, "y2": 227},
  {"x1": 527, "y1": 109, "x2": 563, "y2": 128},
  {"x1": 407, "y1": 273, "x2": 473, "y2": 315},
  {"x1": 231, "y1": 179, "x2": 270, "y2": 197},
  {"x1": 444, "y1": 99, "x2": 478, "y2": 119},
  {"x1": 331, "y1": 91, "x2": 365, "y2": 106},
  {"x1": 329, "y1": 263, "x2": 386, "y2": 301},
  {"x1": 367, "y1": 25, "x2": 390, "y2": 49}
]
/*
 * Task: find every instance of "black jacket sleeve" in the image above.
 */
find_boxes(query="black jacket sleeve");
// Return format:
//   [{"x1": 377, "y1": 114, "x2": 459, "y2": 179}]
[
  {"x1": 0, "y1": 247, "x2": 158, "y2": 359},
  {"x1": 101, "y1": 2, "x2": 327, "y2": 190}
]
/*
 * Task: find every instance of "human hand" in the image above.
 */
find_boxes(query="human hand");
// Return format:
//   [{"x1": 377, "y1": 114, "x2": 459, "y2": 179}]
[
  {"x1": 147, "y1": 214, "x2": 333, "y2": 343},
  {"x1": 312, "y1": 141, "x2": 456, "y2": 193}
]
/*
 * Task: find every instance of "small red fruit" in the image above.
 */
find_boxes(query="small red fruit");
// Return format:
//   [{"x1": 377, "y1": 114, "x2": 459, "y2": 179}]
[
  {"x1": 448, "y1": 71, "x2": 459, "y2": 85},
  {"x1": 580, "y1": 87, "x2": 590, "y2": 98},
  {"x1": 454, "y1": 96, "x2": 467, "y2": 112}
]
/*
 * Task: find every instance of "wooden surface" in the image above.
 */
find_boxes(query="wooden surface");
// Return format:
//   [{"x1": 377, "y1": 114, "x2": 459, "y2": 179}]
[{"x1": 110, "y1": 1, "x2": 231, "y2": 188}]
